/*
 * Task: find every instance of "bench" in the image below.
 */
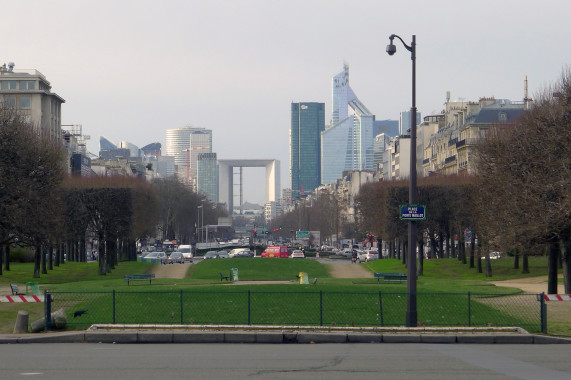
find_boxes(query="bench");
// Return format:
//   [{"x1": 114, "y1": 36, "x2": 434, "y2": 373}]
[
  {"x1": 374, "y1": 273, "x2": 407, "y2": 283},
  {"x1": 220, "y1": 272, "x2": 231, "y2": 282},
  {"x1": 10, "y1": 284, "x2": 24, "y2": 295},
  {"x1": 124, "y1": 274, "x2": 155, "y2": 285}
]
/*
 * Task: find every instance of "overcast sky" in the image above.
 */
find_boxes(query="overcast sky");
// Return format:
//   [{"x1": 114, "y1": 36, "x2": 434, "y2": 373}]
[{"x1": 4, "y1": 0, "x2": 570, "y2": 205}]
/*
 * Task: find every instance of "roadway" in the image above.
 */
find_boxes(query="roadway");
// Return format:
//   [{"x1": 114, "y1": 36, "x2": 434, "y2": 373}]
[{"x1": 2, "y1": 343, "x2": 571, "y2": 379}]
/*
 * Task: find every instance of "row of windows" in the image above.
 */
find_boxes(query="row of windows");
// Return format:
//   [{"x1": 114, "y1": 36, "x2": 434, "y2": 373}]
[
  {"x1": 1, "y1": 80, "x2": 36, "y2": 90},
  {"x1": 3, "y1": 95, "x2": 31, "y2": 109}
]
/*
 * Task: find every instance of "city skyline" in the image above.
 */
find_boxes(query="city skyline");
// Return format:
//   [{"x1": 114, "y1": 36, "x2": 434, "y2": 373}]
[{"x1": 4, "y1": 1, "x2": 570, "y2": 204}]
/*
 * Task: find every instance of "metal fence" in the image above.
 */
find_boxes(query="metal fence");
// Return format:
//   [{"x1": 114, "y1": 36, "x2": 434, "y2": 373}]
[{"x1": 44, "y1": 290, "x2": 546, "y2": 333}]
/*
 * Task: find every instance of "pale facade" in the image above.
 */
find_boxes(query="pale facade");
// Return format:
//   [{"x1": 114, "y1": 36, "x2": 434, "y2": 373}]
[
  {"x1": 0, "y1": 63, "x2": 65, "y2": 142},
  {"x1": 423, "y1": 97, "x2": 525, "y2": 176}
]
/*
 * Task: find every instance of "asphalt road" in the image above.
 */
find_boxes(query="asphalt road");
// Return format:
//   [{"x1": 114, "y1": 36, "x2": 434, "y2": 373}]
[{"x1": 3, "y1": 343, "x2": 571, "y2": 380}]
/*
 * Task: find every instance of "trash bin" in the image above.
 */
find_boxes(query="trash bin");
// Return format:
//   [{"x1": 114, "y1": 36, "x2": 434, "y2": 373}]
[
  {"x1": 26, "y1": 282, "x2": 40, "y2": 295},
  {"x1": 298, "y1": 272, "x2": 308, "y2": 284},
  {"x1": 230, "y1": 268, "x2": 239, "y2": 281}
]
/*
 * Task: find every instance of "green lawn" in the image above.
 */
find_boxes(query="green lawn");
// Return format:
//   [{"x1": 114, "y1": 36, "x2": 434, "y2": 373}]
[{"x1": 0, "y1": 255, "x2": 564, "y2": 335}]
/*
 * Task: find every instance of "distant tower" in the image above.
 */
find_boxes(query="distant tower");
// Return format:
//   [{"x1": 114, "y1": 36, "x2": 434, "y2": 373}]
[
  {"x1": 166, "y1": 127, "x2": 212, "y2": 188},
  {"x1": 290, "y1": 102, "x2": 325, "y2": 197}
]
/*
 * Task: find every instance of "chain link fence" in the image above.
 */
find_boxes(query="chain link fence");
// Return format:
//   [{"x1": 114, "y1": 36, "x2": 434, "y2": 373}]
[{"x1": 45, "y1": 290, "x2": 546, "y2": 333}]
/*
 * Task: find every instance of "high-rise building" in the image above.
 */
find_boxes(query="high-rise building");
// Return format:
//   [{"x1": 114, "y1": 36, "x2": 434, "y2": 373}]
[
  {"x1": 197, "y1": 152, "x2": 219, "y2": 203},
  {"x1": 321, "y1": 65, "x2": 375, "y2": 185},
  {"x1": 290, "y1": 102, "x2": 325, "y2": 197},
  {"x1": 399, "y1": 110, "x2": 421, "y2": 136},
  {"x1": 0, "y1": 62, "x2": 64, "y2": 142},
  {"x1": 166, "y1": 127, "x2": 212, "y2": 188}
]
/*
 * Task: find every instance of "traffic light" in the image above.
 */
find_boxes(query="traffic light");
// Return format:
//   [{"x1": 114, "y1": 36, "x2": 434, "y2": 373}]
[{"x1": 253, "y1": 230, "x2": 257, "y2": 237}]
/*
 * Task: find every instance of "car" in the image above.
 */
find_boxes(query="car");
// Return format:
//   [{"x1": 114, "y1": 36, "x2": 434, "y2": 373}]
[
  {"x1": 290, "y1": 250, "x2": 305, "y2": 259},
  {"x1": 228, "y1": 248, "x2": 253, "y2": 258},
  {"x1": 260, "y1": 246, "x2": 289, "y2": 258},
  {"x1": 167, "y1": 251, "x2": 185, "y2": 264},
  {"x1": 203, "y1": 251, "x2": 229, "y2": 259},
  {"x1": 358, "y1": 250, "x2": 379, "y2": 262},
  {"x1": 142, "y1": 251, "x2": 167, "y2": 263},
  {"x1": 178, "y1": 245, "x2": 193, "y2": 262}
]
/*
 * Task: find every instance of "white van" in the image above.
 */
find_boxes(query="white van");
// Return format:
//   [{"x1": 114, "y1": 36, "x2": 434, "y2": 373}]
[{"x1": 178, "y1": 245, "x2": 193, "y2": 261}]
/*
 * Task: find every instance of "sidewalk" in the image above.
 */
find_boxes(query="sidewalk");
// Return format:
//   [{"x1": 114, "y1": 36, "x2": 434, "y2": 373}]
[{"x1": 1, "y1": 325, "x2": 570, "y2": 344}]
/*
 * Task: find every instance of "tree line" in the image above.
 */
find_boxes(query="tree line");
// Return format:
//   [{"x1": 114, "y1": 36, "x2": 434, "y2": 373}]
[{"x1": 0, "y1": 105, "x2": 226, "y2": 278}]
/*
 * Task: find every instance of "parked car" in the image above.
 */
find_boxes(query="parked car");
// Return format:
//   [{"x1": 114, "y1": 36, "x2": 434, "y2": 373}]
[
  {"x1": 203, "y1": 251, "x2": 228, "y2": 259},
  {"x1": 167, "y1": 251, "x2": 185, "y2": 264},
  {"x1": 228, "y1": 248, "x2": 253, "y2": 258},
  {"x1": 290, "y1": 250, "x2": 305, "y2": 259},
  {"x1": 358, "y1": 250, "x2": 379, "y2": 262},
  {"x1": 260, "y1": 246, "x2": 289, "y2": 258}
]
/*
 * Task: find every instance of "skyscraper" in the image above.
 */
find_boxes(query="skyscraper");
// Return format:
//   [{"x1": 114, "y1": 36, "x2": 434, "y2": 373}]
[
  {"x1": 197, "y1": 152, "x2": 219, "y2": 203},
  {"x1": 290, "y1": 102, "x2": 325, "y2": 197},
  {"x1": 321, "y1": 65, "x2": 375, "y2": 185},
  {"x1": 166, "y1": 127, "x2": 212, "y2": 188}
]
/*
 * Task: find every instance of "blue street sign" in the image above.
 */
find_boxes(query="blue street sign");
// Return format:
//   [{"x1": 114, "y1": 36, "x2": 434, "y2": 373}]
[{"x1": 400, "y1": 204, "x2": 426, "y2": 221}]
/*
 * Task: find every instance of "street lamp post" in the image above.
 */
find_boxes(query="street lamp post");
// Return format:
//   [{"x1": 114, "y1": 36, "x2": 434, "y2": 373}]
[
  {"x1": 197, "y1": 204, "x2": 203, "y2": 243},
  {"x1": 387, "y1": 33, "x2": 417, "y2": 327}
]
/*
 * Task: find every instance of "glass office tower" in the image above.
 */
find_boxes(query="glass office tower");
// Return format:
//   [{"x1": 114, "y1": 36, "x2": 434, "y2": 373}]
[
  {"x1": 321, "y1": 65, "x2": 374, "y2": 185},
  {"x1": 290, "y1": 102, "x2": 325, "y2": 198}
]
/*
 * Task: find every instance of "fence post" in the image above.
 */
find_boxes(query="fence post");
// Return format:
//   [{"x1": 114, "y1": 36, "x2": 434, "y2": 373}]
[
  {"x1": 44, "y1": 290, "x2": 51, "y2": 331},
  {"x1": 379, "y1": 291, "x2": 383, "y2": 326},
  {"x1": 180, "y1": 289, "x2": 184, "y2": 325},
  {"x1": 468, "y1": 292, "x2": 471, "y2": 327},
  {"x1": 319, "y1": 290, "x2": 323, "y2": 326},
  {"x1": 113, "y1": 290, "x2": 116, "y2": 324},
  {"x1": 248, "y1": 290, "x2": 251, "y2": 325},
  {"x1": 540, "y1": 292, "x2": 547, "y2": 334}
]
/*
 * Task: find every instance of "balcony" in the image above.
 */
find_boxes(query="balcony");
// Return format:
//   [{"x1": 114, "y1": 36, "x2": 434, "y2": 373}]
[{"x1": 444, "y1": 155, "x2": 457, "y2": 165}]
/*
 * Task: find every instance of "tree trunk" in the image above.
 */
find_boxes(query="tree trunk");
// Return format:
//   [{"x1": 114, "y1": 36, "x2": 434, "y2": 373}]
[
  {"x1": 98, "y1": 232, "x2": 106, "y2": 275},
  {"x1": 484, "y1": 245, "x2": 492, "y2": 277},
  {"x1": 445, "y1": 230, "x2": 451, "y2": 258},
  {"x1": 41, "y1": 245, "x2": 48, "y2": 275},
  {"x1": 476, "y1": 239, "x2": 482, "y2": 273},
  {"x1": 438, "y1": 232, "x2": 444, "y2": 259},
  {"x1": 49, "y1": 245, "x2": 54, "y2": 271},
  {"x1": 402, "y1": 241, "x2": 407, "y2": 266},
  {"x1": 522, "y1": 252, "x2": 529, "y2": 274},
  {"x1": 469, "y1": 233, "x2": 475, "y2": 268},
  {"x1": 548, "y1": 240, "x2": 559, "y2": 294},
  {"x1": 0, "y1": 244, "x2": 3, "y2": 276},
  {"x1": 417, "y1": 240, "x2": 424, "y2": 276},
  {"x1": 513, "y1": 248, "x2": 519, "y2": 269},
  {"x1": 562, "y1": 238, "x2": 570, "y2": 294},
  {"x1": 80, "y1": 238, "x2": 87, "y2": 262},
  {"x1": 460, "y1": 236, "x2": 467, "y2": 265},
  {"x1": 4, "y1": 244, "x2": 10, "y2": 271},
  {"x1": 33, "y1": 245, "x2": 41, "y2": 278}
]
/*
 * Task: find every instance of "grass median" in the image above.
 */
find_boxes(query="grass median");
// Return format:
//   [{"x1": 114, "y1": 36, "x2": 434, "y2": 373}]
[{"x1": 0, "y1": 256, "x2": 566, "y2": 335}]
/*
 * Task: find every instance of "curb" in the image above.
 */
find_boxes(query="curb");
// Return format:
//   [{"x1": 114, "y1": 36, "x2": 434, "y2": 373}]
[{"x1": 1, "y1": 325, "x2": 570, "y2": 344}]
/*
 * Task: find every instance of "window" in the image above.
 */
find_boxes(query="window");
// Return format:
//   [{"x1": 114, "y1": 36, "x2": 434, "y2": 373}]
[
  {"x1": 1, "y1": 80, "x2": 17, "y2": 90},
  {"x1": 3, "y1": 96, "x2": 16, "y2": 107},
  {"x1": 19, "y1": 81, "x2": 35, "y2": 90},
  {"x1": 19, "y1": 96, "x2": 31, "y2": 109}
]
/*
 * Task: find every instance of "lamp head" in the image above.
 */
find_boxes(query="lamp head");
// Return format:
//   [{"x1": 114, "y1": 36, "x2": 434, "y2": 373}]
[
  {"x1": 386, "y1": 34, "x2": 397, "y2": 55},
  {"x1": 386, "y1": 43, "x2": 396, "y2": 55}
]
